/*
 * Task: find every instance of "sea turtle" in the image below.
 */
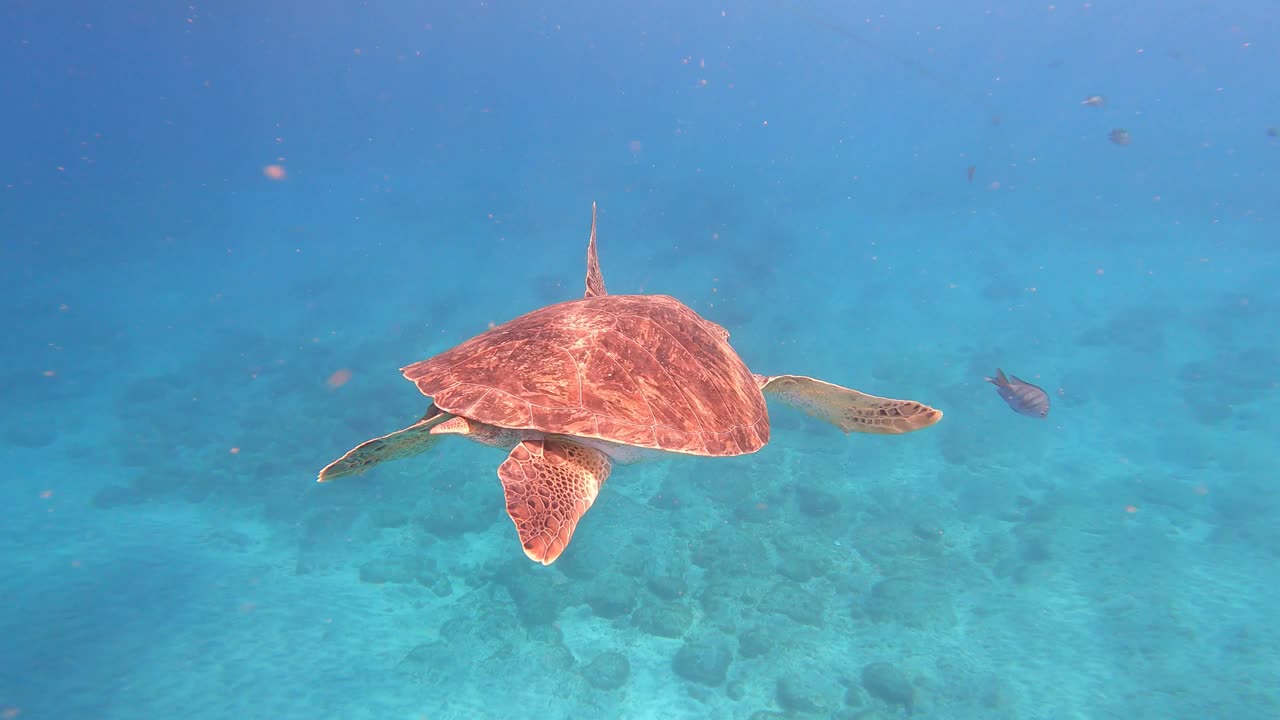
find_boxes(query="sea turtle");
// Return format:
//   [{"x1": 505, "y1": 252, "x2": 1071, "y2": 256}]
[{"x1": 318, "y1": 204, "x2": 942, "y2": 565}]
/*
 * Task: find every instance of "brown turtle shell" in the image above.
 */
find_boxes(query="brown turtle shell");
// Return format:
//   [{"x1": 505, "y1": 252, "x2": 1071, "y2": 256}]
[{"x1": 401, "y1": 294, "x2": 769, "y2": 457}]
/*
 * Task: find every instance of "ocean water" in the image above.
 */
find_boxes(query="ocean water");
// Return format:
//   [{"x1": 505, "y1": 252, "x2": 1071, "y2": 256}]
[{"x1": 2, "y1": 1, "x2": 1277, "y2": 719}]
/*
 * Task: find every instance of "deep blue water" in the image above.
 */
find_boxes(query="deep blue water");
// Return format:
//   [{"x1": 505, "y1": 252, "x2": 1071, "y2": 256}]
[{"x1": 2, "y1": 2, "x2": 1278, "y2": 719}]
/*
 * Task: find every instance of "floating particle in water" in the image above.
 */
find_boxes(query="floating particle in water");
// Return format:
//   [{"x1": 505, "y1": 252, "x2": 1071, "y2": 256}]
[
  {"x1": 263, "y1": 164, "x2": 287, "y2": 180},
  {"x1": 326, "y1": 368, "x2": 353, "y2": 388},
  {"x1": 1108, "y1": 128, "x2": 1131, "y2": 146},
  {"x1": 1081, "y1": 94, "x2": 1106, "y2": 107}
]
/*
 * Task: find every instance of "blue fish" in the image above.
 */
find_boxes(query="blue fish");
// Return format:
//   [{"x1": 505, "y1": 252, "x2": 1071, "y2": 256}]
[{"x1": 986, "y1": 369, "x2": 1050, "y2": 418}]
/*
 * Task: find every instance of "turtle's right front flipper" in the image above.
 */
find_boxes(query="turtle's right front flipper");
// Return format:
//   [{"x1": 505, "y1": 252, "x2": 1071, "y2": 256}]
[
  {"x1": 497, "y1": 438, "x2": 612, "y2": 565},
  {"x1": 317, "y1": 406, "x2": 451, "y2": 482}
]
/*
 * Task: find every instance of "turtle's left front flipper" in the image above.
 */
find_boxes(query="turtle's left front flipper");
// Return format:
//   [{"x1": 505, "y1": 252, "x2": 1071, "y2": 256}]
[
  {"x1": 498, "y1": 438, "x2": 612, "y2": 565},
  {"x1": 318, "y1": 407, "x2": 451, "y2": 482},
  {"x1": 756, "y1": 374, "x2": 942, "y2": 434}
]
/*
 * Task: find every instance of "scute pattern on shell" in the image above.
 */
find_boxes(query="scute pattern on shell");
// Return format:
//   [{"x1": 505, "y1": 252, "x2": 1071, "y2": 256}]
[{"x1": 401, "y1": 294, "x2": 769, "y2": 457}]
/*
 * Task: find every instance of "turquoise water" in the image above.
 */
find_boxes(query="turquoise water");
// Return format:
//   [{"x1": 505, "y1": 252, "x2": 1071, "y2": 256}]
[{"x1": 3, "y1": 2, "x2": 1277, "y2": 719}]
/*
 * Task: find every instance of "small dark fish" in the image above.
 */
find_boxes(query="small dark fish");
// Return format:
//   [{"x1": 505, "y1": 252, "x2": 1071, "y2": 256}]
[
  {"x1": 967, "y1": 165, "x2": 976, "y2": 183},
  {"x1": 986, "y1": 369, "x2": 1050, "y2": 418},
  {"x1": 1109, "y1": 128, "x2": 1131, "y2": 146}
]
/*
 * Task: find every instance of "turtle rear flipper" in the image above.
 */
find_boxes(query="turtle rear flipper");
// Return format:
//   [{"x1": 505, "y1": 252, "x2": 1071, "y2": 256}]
[
  {"x1": 497, "y1": 438, "x2": 612, "y2": 565},
  {"x1": 757, "y1": 374, "x2": 942, "y2": 435},
  {"x1": 317, "y1": 407, "x2": 451, "y2": 482},
  {"x1": 584, "y1": 201, "x2": 607, "y2": 298}
]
